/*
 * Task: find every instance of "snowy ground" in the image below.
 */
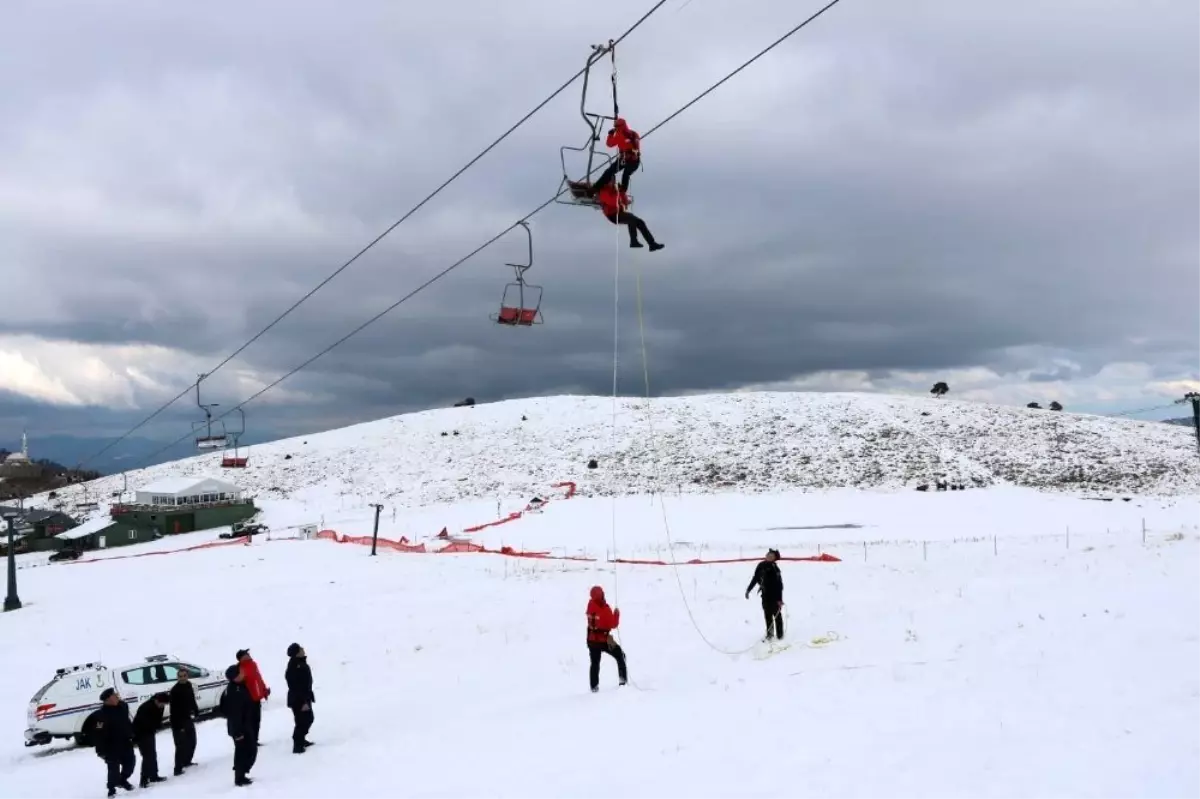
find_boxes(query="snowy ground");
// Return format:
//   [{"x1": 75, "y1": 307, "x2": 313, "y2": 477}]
[{"x1": 2, "y1": 488, "x2": 1198, "y2": 798}]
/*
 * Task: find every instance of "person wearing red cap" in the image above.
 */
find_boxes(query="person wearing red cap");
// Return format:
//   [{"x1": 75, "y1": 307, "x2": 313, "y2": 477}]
[
  {"x1": 569, "y1": 116, "x2": 642, "y2": 198},
  {"x1": 596, "y1": 116, "x2": 642, "y2": 194},
  {"x1": 586, "y1": 585, "x2": 628, "y2": 693}
]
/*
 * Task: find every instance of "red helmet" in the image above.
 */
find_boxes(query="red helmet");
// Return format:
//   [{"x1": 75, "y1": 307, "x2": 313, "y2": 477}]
[{"x1": 590, "y1": 585, "x2": 606, "y2": 602}]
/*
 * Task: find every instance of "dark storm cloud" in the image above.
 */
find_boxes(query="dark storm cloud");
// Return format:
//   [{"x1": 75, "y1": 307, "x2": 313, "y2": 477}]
[{"x1": 2, "y1": 0, "x2": 1196, "y2": 446}]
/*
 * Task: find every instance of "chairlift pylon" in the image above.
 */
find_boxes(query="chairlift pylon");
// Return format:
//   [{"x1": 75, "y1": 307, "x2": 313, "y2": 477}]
[
  {"x1": 558, "y1": 40, "x2": 619, "y2": 209},
  {"x1": 192, "y1": 373, "x2": 228, "y2": 450},
  {"x1": 491, "y1": 221, "x2": 543, "y2": 327},
  {"x1": 221, "y1": 407, "x2": 249, "y2": 468}
]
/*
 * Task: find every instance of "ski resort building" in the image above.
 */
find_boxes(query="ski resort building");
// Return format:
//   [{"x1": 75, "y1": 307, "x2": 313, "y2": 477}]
[{"x1": 104, "y1": 475, "x2": 257, "y2": 541}]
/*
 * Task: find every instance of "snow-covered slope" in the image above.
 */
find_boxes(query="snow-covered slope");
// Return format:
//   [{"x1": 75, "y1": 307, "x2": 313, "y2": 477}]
[
  {"x1": 2, "y1": 490, "x2": 1197, "y2": 798},
  {"x1": 41, "y1": 392, "x2": 1200, "y2": 514}
]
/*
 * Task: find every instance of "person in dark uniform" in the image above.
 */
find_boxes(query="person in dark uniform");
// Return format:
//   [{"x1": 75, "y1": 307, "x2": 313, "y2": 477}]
[
  {"x1": 221, "y1": 664, "x2": 257, "y2": 786},
  {"x1": 285, "y1": 643, "x2": 315, "y2": 753},
  {"x1": 92, "y1": 688, "x2": 136, "y2": 797},
  {"x1": 132, "y1": 692, "x2": 170, "y2": 787},
  {"x1": 745, "y1": 548, "x2": 785, "y2": 640},
  {"x1": 169, "y1": 668, "x2": 200, "y2": 775}
]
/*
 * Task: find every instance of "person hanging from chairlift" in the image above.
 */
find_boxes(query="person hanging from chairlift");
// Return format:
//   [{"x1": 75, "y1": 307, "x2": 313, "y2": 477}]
[
  {"x1": 596, "y1": 182, "x2": 663, "y2": 251},
  {"x1": 569, "y1": 117, "x2": 641, "y2": 199}
]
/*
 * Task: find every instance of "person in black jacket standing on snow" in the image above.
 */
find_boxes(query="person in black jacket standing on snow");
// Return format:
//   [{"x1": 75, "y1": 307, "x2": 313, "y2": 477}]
[
  {"x1": 93, "y1": 688, "x2": 136, "y2": 797},
  {"x1": 132, "y1": 692, "x2": 170, "y2": 787},
  {"x1": 746, "y1": 548, "x2": 785, "y2": 641},
  {"x1": 285, "y1": 643, "x2": 315, "y2": 753},
  {"x1": 169, "y1": 669, "x2": 199, "y2": 775},
  {"x1": 222, "y1": 664, "x2": 257, "y2": 786}
]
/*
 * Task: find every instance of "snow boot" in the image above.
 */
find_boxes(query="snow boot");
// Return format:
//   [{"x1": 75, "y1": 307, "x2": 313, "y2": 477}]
[
  {"x1": 648, "y1": 242, "x2": 664, "y2": 252},
  {"x1": 107, "y1": 790, "x2": 116, "y2": 798},
  {"x1": 235, "y1": 773, "x2": 253, "y2": 787}
]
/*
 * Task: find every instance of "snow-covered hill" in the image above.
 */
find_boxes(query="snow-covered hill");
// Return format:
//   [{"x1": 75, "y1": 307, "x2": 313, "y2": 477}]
[{"x1": 40, "y1": 391, "x2": 1200, "y2": 513}]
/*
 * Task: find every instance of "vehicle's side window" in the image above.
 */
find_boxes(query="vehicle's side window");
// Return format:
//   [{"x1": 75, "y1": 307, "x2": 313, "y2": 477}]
[
  {"x1": 178, "y1": 664, "x2": 203, "y2": 678},
  {"x1": 160, "y1": 664, "x2": 180, "y2": 681},
  {"x1": 122, "y1": 668, "x2": 149, "y2": 685}
]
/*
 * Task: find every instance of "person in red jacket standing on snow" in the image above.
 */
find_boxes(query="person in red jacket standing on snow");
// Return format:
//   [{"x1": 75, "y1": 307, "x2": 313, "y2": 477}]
[
  {"x1": 596, "y1": 184, "x2": 663, "y2": 252},
  {"x1": 236, "y1": 649, "x2": 271, "y2": 745},
  {"x1": 586, "y1": 585, "x2": 628, "y2": 693}
]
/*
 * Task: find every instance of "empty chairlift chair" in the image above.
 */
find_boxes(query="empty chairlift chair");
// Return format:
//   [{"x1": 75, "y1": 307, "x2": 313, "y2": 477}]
[
  {"x1": 491, "y1": 221, "x2": 543, "y2": 327},
  {"x1": 220, "y1": 408, "x2": 249, "y2": 468}
]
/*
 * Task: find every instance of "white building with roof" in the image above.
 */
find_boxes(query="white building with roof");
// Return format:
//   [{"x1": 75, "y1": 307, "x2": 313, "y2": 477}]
[{"x1": 135, "y1": 476, "x2": 245, "y2": 508}]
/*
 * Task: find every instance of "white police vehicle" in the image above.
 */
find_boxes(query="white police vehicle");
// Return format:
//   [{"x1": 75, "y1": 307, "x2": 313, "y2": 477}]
[{"x1": 24, "y1": 654, "x2": 227, "y2": 747}]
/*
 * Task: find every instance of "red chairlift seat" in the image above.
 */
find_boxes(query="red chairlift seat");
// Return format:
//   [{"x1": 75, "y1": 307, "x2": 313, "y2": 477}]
[
  {"x1": 221, "y1": 456, "x2": 248, "y2": 468},
  {"x1": 491, "y1": 220, "x2": 543, "y2": 327}
]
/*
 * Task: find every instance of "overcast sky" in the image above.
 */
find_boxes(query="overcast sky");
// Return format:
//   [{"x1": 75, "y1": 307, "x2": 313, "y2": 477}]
[{"x1": 1, "y1": 0, "x2": 1197, "y2": 466}]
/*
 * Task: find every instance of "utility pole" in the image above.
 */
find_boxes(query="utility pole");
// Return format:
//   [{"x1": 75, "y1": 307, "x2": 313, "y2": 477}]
[
  {"x1": 369, "y1": 503, "x2": 383, "y2": 556},
  {"x1": 3, "y1": 512, "x2": 21, "y2": 612},
  {"x1": 1178, "y1": 392, "x2": 1200, "y2": 455}
]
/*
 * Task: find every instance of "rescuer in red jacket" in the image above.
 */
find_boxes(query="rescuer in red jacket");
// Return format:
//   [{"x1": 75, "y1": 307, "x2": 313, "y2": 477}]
[
  {"x1": 586, "y1": 585, "x2": 628, "y2": 692},
  {"x1": 596, "y1": 184, "x2": 664, "y2": 252},
  {"x1": 235, "y1": 649, "x2": 270, "y2": 745},
  {"x1": 594, "y1": 117, "x2": 641, "y2": 194}
]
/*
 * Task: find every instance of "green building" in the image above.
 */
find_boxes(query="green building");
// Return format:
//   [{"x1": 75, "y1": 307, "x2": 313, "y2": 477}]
[{"x1": 58, "y1": 475, "x2": 257, "y2": 551}]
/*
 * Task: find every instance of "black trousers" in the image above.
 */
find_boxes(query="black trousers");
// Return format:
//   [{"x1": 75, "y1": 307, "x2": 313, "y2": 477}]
[
  {"x1": 593, "y1": 154, "x2": 639, "y2": 194},
  {"x1": 136, "y1": 734, "x2": 158, "y2": 782},
  {"x1": 233, "y1": 736, "x2": 258, "y2": 776},
  {"x1": 291, "y1": 705, "x2": 314, "y2": 747},
  {"x1": 762, "y1": 598, "x2": 784, "y2": 639},
  {"x1": 249, "y1": 701, "x2": 262, "y2": 743},
  {"x1": 105, "y1": 747, "x2": 136, "y2": 790},
  {"x1": 171, "y1": 723, "x2": 196, "y2": 771},
  {"x1": 588, "y1": 640, "x2": 628, "y2": 690},
  {"x1": 605, "y1": 210, "x2": 657, "y2": 247}
]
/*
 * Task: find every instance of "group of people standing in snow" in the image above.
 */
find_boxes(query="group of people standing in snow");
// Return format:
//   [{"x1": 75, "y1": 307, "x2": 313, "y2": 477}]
[
  {"x1": 585, "y1": 548, "x2": 786, "y2": 691},
  {"x1": 86, "y1": 644, "x2": 316, "y2": 795}
]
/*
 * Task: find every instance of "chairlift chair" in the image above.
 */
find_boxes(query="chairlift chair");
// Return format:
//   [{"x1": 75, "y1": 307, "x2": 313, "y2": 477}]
[
  {"x1": 491, "y1": 221, "x2": 544, "y2": 327},
  {"x1": 557, "y1": 41, "x2": 619, "y2": 209},
  {"x1": 192, "y1": 373, "x2": 228, "y2": 450},
  {"x1": 221, "y1": 408, "x2": 249, "y2": 468}
]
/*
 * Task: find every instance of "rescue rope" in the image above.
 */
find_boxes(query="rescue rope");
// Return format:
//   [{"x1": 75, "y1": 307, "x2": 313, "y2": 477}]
[
  {"x1": 607, "y1": 45, "x2": 623, "y2": 611},
  {"x1": 632, "y1": 268, "x2": 758, "y2": 657}
]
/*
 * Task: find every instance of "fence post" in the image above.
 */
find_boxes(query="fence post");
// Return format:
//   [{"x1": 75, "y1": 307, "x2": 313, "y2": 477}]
[
  {"x1": 993, "y1": 534, "x2": 997, "y2": 556},
  {"x1": 1142, "y1": 519, "x2": 1146, "y2": 543},
  {"x1": 1066, "y1": 526, "x2": 1070, "y2": 549},
  {"x1": 923, "y1": 540, "x2": 927, "y2": 562},
  {"x1": 863, "y1": 541, "x2": 867, "y2": 562}
]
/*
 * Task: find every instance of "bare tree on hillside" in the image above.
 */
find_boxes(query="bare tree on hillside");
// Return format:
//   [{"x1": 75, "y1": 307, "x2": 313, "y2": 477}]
[{"x1": 930, "y1": 382, "x2": 949, "y2": 398}]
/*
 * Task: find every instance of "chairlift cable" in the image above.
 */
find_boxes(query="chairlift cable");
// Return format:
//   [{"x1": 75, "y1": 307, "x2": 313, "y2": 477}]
[
  {"x1": 69, "y1": 0, "x2": 672, "y2": 473},
  {"x1": 131, "y1": 0, "x2": 850, "y2": 469}
]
